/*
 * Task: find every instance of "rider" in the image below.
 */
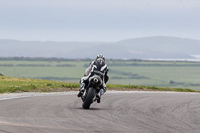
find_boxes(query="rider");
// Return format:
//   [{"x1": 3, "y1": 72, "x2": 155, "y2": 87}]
[{"x1": 77, "y1": 54, "x2": 109, "y2": 103}]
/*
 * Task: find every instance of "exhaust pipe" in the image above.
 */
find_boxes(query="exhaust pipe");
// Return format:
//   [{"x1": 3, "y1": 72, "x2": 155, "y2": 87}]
[{"x1": 93, "y1": 78, "x2": 98, "y2": 83}]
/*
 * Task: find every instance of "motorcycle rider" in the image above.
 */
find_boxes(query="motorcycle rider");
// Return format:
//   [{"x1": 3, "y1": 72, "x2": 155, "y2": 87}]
[{"x1": 77, "y1": 54, "x2": 109, "y2": 103}]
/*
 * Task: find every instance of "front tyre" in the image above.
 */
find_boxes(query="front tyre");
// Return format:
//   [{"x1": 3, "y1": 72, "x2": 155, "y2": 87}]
[{"x1": 82, "y1": 87, "x2": 95, "y2": 109}]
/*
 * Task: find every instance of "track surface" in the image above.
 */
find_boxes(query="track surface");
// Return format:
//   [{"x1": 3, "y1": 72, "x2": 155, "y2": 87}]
[{"x1": 0, "y1": 91, "x2": 200, "y2": 133}]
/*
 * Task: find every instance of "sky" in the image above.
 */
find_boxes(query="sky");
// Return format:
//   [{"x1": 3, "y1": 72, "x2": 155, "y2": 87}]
[{"x1": 0, "y1": 0, "x2": 200, "y2": 42}]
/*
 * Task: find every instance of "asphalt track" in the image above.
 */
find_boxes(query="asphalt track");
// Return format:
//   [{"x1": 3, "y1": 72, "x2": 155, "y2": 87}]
[{"x1": 0, "y1": 91, "x2": 200, "y2": 133}]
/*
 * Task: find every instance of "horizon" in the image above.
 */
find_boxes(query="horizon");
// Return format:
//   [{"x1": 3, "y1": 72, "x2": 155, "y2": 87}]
[
  {"x1": 1, "y1": 36, "x2": 200, "y2": 59},
  {"x1": 1, "y1": 56, "x2": 200, "y2": 61},
  {"x1": 1, "y1": 36, "x2": 200, "y2": 43}
]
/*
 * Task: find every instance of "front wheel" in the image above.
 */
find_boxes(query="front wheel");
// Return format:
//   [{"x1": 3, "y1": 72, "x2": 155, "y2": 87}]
[{"x1": 82, "y1": 87, "x2": 95, "y2": 109}]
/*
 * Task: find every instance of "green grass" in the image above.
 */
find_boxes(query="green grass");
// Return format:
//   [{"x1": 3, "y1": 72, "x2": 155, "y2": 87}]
[
  {"x1": 0, "y1": 76, "x2": 199, "y2": 94},
  {"x1": 0, "y1": 76, "x2": 80, "y2": 93},
  {"x1": 106, "y1": 84, "x2": 198, "y2": 92},
  {"x1": 1, "y1": 60, "x2": 200, "y2": 91},
  {"x1": 108, "y1": 65, "x2": 200, "y2": 90}
]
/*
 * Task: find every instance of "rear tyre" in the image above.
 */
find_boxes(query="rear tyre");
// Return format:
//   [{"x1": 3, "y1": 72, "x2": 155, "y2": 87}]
[{"x1": 82, "y1": 87, "x2": 95, "y2": 109}]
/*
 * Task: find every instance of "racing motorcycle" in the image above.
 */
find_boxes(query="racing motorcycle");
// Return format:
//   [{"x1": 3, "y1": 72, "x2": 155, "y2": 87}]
[{"x1": 81, "y1": 73, "x2": 103, "y2": 109}]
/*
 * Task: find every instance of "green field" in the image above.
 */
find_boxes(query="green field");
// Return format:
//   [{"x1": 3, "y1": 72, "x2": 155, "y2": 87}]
[{"x1": 0, "y1": 58, "x2": 200, "y2": 90}]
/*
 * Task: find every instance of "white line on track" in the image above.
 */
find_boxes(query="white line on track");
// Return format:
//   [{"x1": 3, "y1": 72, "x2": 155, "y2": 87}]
[{"x1": 0, "y1": 91, "x2": 77, "y2": 101}]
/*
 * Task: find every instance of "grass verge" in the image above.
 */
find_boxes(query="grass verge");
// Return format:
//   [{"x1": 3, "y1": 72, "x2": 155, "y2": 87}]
[
  {"x1": 0, "y1": 76, "x2": 80, "y2": 93},
  {"x1": 0, "y1": 76, "x2": 199, "y2": 93}
]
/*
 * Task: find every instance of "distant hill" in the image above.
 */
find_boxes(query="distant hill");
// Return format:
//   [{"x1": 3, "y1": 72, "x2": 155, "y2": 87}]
[{"x1": 1, "y1": 36, "x2": 200, "y2": 59}]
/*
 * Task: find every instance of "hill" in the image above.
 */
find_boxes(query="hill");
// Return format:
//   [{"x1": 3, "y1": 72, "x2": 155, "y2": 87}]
[{"x1": 0, "y1": 36, "x2": 200, "y2": 59}]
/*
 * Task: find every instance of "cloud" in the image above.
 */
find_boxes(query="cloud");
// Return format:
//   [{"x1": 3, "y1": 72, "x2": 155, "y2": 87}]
[
  {"x1": 0, "y1": 0, "x2": 200, "y2": 41},
  {"x1": 1, "y1": 0, "x2": 199, "y2": 9}
]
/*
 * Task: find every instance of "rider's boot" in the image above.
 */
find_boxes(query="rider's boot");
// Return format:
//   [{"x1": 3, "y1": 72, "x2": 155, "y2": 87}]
[
  {"x1": 77, "y1": 83, "x2": 85, "y2": 97},
  {"x1": 96, "y1": 88, "x2": 105, "y2": 103},
  {"x1": 96, "y1": 93, "x2": 101, "y2": 103}
]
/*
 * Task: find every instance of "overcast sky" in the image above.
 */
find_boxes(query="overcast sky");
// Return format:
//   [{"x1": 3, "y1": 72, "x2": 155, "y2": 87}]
[{"x1": 0, "y1": 0, "x2": 200, "y2": 42}]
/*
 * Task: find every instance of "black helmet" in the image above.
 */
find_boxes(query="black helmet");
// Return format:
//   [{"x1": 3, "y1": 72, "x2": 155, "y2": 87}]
[
  {"x1": 96, "y1": 54, "x2": 105, "y2": 61},
  {"x1": 95, "y1": 58, "x2": 105, "y2": 71}
]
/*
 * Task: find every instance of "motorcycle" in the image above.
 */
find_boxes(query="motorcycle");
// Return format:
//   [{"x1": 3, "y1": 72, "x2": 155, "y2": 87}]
[{"x1": 81, "y1": 74, "x2": 103, "y2": 109}]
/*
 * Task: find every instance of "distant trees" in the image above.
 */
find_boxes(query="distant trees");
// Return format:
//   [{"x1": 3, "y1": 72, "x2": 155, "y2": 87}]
[
  {"x1": 0, "y1": 57, "x2": 93, "y2": 62},
  {"x1": 0, "y1": 64, "x2": 75, "y2": 67}
]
